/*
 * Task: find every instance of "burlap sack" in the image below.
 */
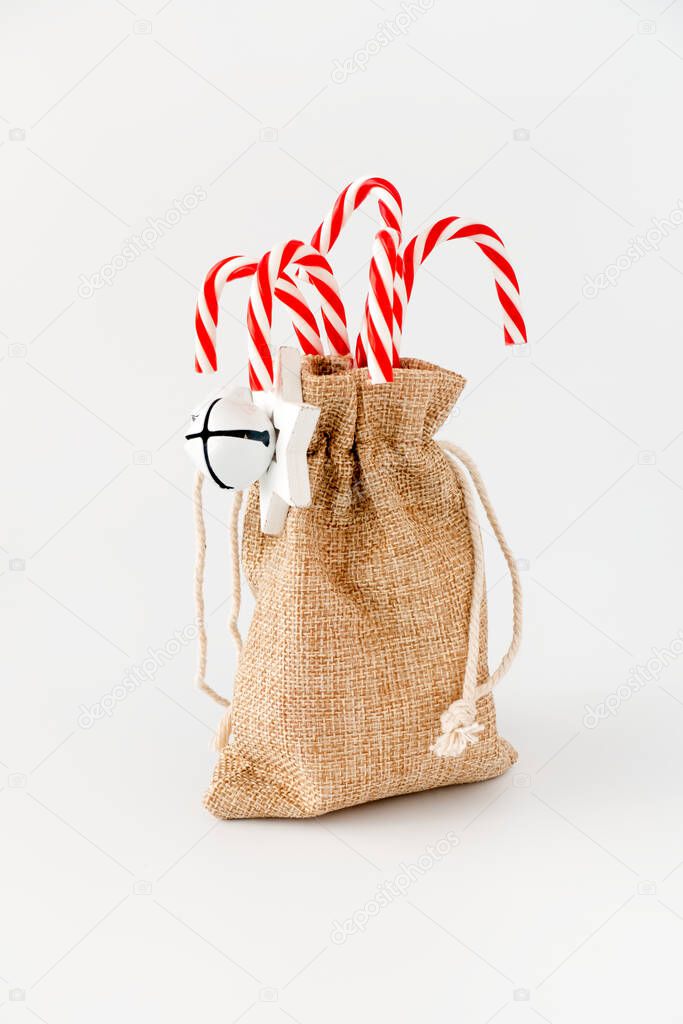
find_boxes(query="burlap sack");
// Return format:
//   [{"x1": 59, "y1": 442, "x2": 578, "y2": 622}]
[{"x1": 204, "y1": 356, "x2": 517, "y2": 820}]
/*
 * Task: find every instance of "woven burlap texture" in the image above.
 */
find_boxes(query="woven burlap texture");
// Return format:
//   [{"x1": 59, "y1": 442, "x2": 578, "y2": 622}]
[{"x1": 204, "y1": 356, "x2": 516, "y2": 819}]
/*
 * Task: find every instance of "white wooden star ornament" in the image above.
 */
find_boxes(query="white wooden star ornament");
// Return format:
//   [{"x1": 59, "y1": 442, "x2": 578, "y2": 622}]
[
  {"x1": 254, "y1": 347, "x2": 320, "y2": 535},
  {"x1": 185, "y1": 347, "x2": 319, "y2": 536}
]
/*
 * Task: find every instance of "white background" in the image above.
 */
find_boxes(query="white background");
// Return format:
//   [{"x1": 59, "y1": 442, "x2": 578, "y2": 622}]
[{"x1": 3, "y1": 0, "x2": 683, "y2": 1020}]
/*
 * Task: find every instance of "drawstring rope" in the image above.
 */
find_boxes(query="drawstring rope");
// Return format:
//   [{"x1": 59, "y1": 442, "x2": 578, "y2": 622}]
[
  {"x1": 431, "y1": 441, "x2": 523, "y2": 756},
  {"x1": 192, "y1": 443, "x2": 521, "y2": 759},
  {"x1": 193, "y1": 472, "x2": 243, "y2": 750}
]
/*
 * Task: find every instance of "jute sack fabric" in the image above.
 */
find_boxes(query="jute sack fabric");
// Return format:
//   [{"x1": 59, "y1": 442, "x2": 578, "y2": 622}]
[{"x1": 204, "y1": 356, "x2": 517, "y2": 820}]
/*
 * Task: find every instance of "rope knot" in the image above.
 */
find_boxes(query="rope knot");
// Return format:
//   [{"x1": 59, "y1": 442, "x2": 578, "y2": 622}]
[
  {"x1": 439, "y1": 697, "x2": 477, "y2": 733},
  {"x1": 430, "y1": 698, "x2": 483, "y2": 758}
]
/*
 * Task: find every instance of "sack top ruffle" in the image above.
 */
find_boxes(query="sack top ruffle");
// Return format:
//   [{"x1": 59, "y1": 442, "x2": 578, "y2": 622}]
[{"x1": 303, "y1": 356, "x2": 466, "y2": 448}]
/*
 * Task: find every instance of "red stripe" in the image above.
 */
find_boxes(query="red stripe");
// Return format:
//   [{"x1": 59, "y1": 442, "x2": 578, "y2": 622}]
[
  {"x1": 393, "y1": 252, "x2": 404, "y2": 331},
  {"x1": 292, "y1": 325, "x2": 319, "y2": 356},
  {"x1": 369, "y1": 253, "x2": 394, "y2": 327},
  {"x1": 369, "y1": 250, "x2": 394, "y2": 335},
  {"x1": 395, "y1": 252, "x2": 404, "y2": 286},
  {"x1": 355, "y1": 332, "x2": 367, "y2": 367},
  {"x1": 377, "y1": 198, "x2": 400, "y2": 233},
  {"x1": 495, "y1": 282, "x2": 527, "y2": 341},
  {"x1": 304, "y1": 272, "x2": 347, "y2": 329},
  {"x1": 256, "y1": 255, "x2": 273, "y2": 322},
  {"x1": 194, "y1": 309, "x2": 217, "y2": 371},
  {"x1": 377, "y1": 229, "x2": 397, "y2": 269},
  {"x1": 248, "y1": 363, "x2": 262, "y2": 391},
  {"x1": 297, "y1": 249, "x2": 343, "y2": 284},
  {"x1": 392, "y1": 294, "x2": 403, "y2": 332},
  {"x1": 246, "y1": 302, "x2": 274, "y2": 382},
  {"x1": 367, "y1": 314, "x2": 393, "y2": 382},
  {"x1": 423, "y1": 218, "x2": 457, "y2": 261},
  {"x1": 354, "y1": 180, "x2": 374, "y2": 208},
  {"x1": 204, "y1": 257, "x2": 256, "y2": 323},
  {"x1": 393, "y1": 295, "x2": 403, "y2": 332},
  {"x1": 297, "y1": 251, "x2": 335, "y2": 266},
  {"x1": 327, "y1": 187, "x2": 348, "y2": 249},
  {"x1": 275, "y1": 285, "x2": 320, "y2": 337},
  {"x1": 355, "y1": 178, "x2": 402, "y2": 217},
  {"x1": 204, "y1": 258, "x2": 228, "y2": 323},
  {"x1": 321, "y1": 310, "x2": 349, "y2": 355},
  {"x1": 373, "y1": 177, "x2": 402, "y2": 210},
  {"x1": 478, "y1": 243, "x2": 520, "y2": 291},
  {"x1": 280, "y1": 239, "x2": 301, "y2": 276},
  {"x1": 403, "y1": 238, "x2": 417, "y2": 298},
  {"x1": 449, "y1": 223, "x2": 504, "y2": 245},
  {"x1": 226, "y1": 263, "x2": 256, "y2": 281},
  {"x1": 280, "y1": 270, "x2": 297, "y2": 289},
  {"x1": 356, "y1": 299, "x2": 370, "y2": 366}
]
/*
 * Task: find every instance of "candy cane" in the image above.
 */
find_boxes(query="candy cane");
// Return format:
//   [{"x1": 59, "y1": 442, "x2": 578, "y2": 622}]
[
  {"x1": 195, "y1": 255, "x2": 324, "y2": 374},
  {"x1": 402, "y1": 218, "x2": 527, "y2": 347},
  {"x1": 363, "y1": 229, "x2": 399, "y2": 384},
  {"x1": 247, "y1": 240, "x2": 349, "y2": 391},
  {"x1": 310, "y1": 176, "x2": 404, "y2": 366}
]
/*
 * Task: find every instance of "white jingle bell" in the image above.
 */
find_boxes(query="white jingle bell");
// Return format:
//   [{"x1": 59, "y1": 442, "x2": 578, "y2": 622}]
[{"x1": 185, "y1": 386, "x2": 275, "y2": 491}]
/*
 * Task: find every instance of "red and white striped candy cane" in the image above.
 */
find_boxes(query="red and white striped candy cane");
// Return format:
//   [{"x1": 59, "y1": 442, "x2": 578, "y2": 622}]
[
  {"x1": 247, "y1": 240, "x2": 349, "y2": 391},
  {"x1": 402, "y1": 218, "x2": 527, "y2": 347},
  {"x1": 195, "y1": 255, "x2": 323, "y2": 374},
  {"x1": 363, "y1": 228, "x2": 399, "y2": 384},
  {"x1": 310, "y1": 176, "x2": 405, "y2": 367}
]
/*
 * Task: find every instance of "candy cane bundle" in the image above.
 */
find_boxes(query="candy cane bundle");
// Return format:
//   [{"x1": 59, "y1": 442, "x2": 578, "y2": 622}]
[{"x1": 189, "y1": 177, "x2": 526, "y2": 821}]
